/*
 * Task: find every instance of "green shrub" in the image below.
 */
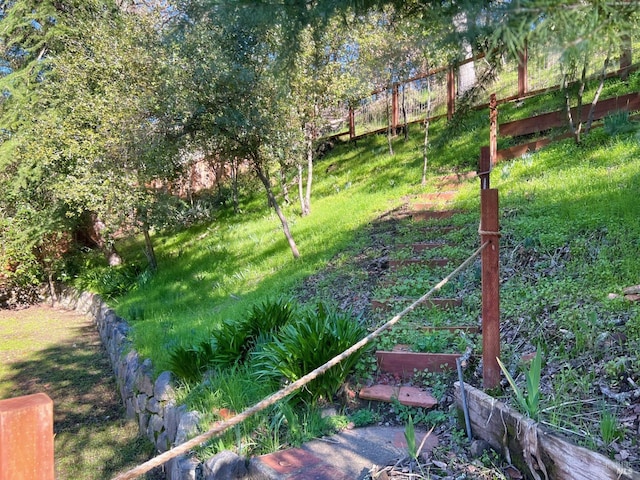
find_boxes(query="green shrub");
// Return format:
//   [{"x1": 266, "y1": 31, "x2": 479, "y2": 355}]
[
  {"x1": 252, "y1": 303, "x2": 370, "y2": 404},
  {"x1": 80, "y1": 263, "x2": 142, "y2": 299},
  {"x1": 349, "y1": 408, "x2": 380, "y2": 427},
  {"x1": 603, "y1": 110, "x2": 638, "y2": 136}
]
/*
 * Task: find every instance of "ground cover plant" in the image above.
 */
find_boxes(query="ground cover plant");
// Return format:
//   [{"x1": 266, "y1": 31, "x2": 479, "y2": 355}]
[{"x1": 68, "y1": 72, "x2": 640, "y2": 473}]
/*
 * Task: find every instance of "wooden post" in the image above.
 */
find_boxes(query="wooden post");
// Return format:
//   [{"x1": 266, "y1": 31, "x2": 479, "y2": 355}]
[
  {"x1": 489, "y1": 93, "x2": 498, "y2": 167},
  {"x1": 517, "y1": 45, "x2": 528, "y2": 97},
  {"x1": 348, "y1": 107, "x2": 355, "y2": 140},
  {"x1": 391, "y1": 84, "x2": 399, "y2": 133},
  {"x1": 0, "y1": 393, "x2": 54, "y2": 480},
  {"x1": 620, "y1": 34, "x2": 632, "y2": 81},
  {"x1": 479, "y1": 146, "x2": 491, "y2": 190},
  {"x1": 447, "y1": 66, "x2": 456, "y2": 120},
  {"x1": 480, "y1": 189, "x2": 500, "y2": 390}
]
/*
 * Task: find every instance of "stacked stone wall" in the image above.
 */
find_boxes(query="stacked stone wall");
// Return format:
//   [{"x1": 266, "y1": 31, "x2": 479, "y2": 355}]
[{"x1": 54, "y1": 289, "x2": 249, "y2": 480}]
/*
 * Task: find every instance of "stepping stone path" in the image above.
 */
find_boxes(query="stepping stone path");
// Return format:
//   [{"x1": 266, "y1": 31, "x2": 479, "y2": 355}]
[{"x1": 250, "y1": 425, "x2": 439, "y2": 479}]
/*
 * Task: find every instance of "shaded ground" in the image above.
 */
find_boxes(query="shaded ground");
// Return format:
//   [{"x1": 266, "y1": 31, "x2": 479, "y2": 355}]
[{"x1": 0, "y1": 305, "x2": 161, "y2": 480}]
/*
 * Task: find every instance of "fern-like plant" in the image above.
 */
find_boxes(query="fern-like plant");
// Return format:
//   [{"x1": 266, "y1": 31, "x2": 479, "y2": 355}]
[
  {"x1": 167, "y1": 338, "x2": 215, "y2": 382},
  {"x1": 252, "y1": 303, "x2": 370, "y2": 404},
  {"x1": 211, "y1": 298, "x2": 297, "y2": 367}
]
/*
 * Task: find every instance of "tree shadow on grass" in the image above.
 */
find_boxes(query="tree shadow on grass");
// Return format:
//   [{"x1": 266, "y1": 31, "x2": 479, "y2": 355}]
[{"x1": 5, "y1": 315, "x2": 163, "y2": 480}]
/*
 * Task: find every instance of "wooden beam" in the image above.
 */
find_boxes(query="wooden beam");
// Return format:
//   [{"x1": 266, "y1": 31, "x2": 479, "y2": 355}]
[
  {"x1": 454, "y1": 383, "x2": 640, "y2": 480},
  {"x1": 480, "y1": 189, "x2": 500, "y2": 390},
  {"x1": 377, "y1": 351, "x2": 461, "y2": 377},
  {"x1": 499, "y1": 92, "x2": 640, "y2": 138}
]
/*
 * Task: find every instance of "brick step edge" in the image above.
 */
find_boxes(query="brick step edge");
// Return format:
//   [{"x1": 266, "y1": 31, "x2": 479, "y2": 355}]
[{"x1": 376, "y1": 351, "x2": 462, "y2": 377}]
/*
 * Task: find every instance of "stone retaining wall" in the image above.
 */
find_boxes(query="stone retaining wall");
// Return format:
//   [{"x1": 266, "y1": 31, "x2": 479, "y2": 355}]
[{"x1": 55, "y1": 288, "x2": 249, "y2": 480}]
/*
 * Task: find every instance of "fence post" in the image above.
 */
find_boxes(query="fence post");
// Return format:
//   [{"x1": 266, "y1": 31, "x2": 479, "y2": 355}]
[
  {"x1": 447, "y1": 66, "x2": 456, "y2": 120},
  {"x1": 620, "y1": 35, "x2": 632, "y2": 81},
  {"x1": 0, "y1": 393, "x2": 54, "y2": 480},
  {"x1": 480, "y1": 189, "x2": 500, "y2": 390},
  {"x1": 479, "y1": 146, "x2": 491, "y2": 190},
  {"x1": 518, "y1": 45, "x2": 528, "y2": 97},
  {"x1": 489, "y1": 93, "x2": 498, "y2": 167},
  {"x1": 391, "y1": 84, "x2": 399, "y2": 133},
  {"x1": 348, "y1": 107, "x2": 355, "y2": 140}
]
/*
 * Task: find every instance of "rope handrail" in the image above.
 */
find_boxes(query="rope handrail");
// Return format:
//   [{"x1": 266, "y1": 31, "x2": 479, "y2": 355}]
[{"x1": 111, "y1": 241, "x2": 490, "y2": 480}]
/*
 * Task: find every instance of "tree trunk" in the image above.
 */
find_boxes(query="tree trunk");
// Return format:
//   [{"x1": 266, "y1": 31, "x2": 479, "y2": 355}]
[
  {"x1": 90, "y1": 214, "x2": 123, "y2": 266},
  {"x1": 585, "y1": 54, "x2": 610, "y2": 135},
  {"x1": 279, "y1": 163, "x2": 291, "y2": 205},
  {"x1": 297, "y1": 163, "x2": 308, "y2": 216},
  {"x1": 231, "y1": 157, "x2": 239, "y2": 214},
  {"x1": 562, "y1": 72, "x2": 578, "y2": 143},
  {"x1": 254, "y1": 161, "x2": 300, "y2": 259},
  {"x1": 304, "y1": 129, "x2": 313, "y2": 215},
  {"x1": 454, "y1": 12, "x2": 476, "y2": 95},
  {"x1": 386, "y1": 87, "x2": 394, "y2": 156},
  {"x1": 402, "y1": 85, "x2": 408, "y2": 141},
  {"x1": 143, "y1": 226, "x2": 157, "y2": 271},
  {"x1": 573, "y1": 58, "x2": 588, "y2": 144}
]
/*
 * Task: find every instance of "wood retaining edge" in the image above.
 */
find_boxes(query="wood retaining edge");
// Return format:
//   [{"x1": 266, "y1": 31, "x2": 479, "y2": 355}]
[{"x1": 454, "y1": 382, "x2": 640, "y2": 480}]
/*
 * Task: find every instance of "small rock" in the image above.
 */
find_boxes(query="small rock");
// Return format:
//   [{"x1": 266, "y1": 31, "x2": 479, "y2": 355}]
[
  {"x1": 432, "y1": 460, "x2": 448, "y2": 470},
  {"x1": 623, "y1": 285, "x2": 640, "y2": 295},
  {"x1": 321, "y1": 407, "x2": 338, "y2": 418},
  {"x1": 624, "y1": 294, "x2": 640, "y2": 303},
  {"x1": 202, "y1": 451, "x2": 247, "y2": 479},
  {"x1": 469, "y1": 439, "x2": 491, "y2": 458},
  {"x1": 503, "y1": 465, "x2": 523, "y2": 479}
]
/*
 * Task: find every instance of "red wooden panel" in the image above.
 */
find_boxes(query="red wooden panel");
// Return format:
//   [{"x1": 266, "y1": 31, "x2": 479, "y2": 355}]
[
  {"x1": 376, "y1": 351, "x2": 461, "y2": 377},
  {"x1": 0, "y1": 393, "x2": 54, "y2": 480}
]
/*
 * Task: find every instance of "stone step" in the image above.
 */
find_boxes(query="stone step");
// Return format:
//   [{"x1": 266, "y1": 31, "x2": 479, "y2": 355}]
[
  {"x1": 390, "y1": 324, "x2": 479, "y2": 334},
  {"x1": 411, "y1": 209, "x2": 462, "y2": 221},
  {"x1": 397, "y1": 242, "x2": 451, "y2": 253},
  {"x1": 408, "y1": 225, "x2": 458, "y2": 234},
  {"x1": 418, "y1": 190, "x2": 458, "y2": 202},
  {"x1": 358, "y1": 384, "x2": 437, "y2": 409},
  {"x1": 249, "y1": 426, "x2": 439, "y2": 480},
  {"x1": 251, "y1": 448, "x2": 350, "y2": 479},
  {"x1": 435, "y1": 171, "x2": 476, "y2": 187}
]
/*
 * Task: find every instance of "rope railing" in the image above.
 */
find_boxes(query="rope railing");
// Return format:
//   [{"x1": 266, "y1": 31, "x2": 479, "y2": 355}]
[{"x1": 111, "y1": 241, "x2": 490, "y2": 480}]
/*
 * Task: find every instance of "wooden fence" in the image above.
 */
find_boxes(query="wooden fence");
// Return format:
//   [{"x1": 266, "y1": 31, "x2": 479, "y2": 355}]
[{"x1": 325, "y1": 41, "x2": 636, "y2": 141}]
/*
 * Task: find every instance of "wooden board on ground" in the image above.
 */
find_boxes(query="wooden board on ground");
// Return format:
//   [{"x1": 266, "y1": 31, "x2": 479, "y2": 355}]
[{"x1": 454, "y1": 382, "x2": 640, "y2": 480}]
